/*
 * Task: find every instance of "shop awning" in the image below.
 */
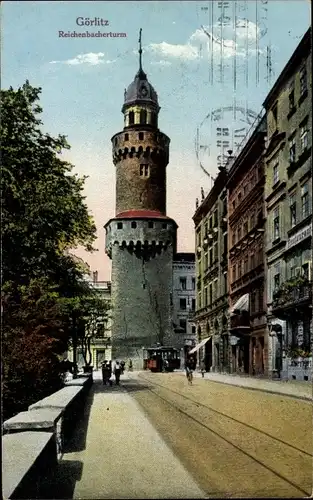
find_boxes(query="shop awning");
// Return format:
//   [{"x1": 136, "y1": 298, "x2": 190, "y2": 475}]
[
  {"x1": 188, "y1": 337, "x2": 211, "y2": 354},
  {"x1": 230, "y1": 293, "x2": 249, "y2": 316}
]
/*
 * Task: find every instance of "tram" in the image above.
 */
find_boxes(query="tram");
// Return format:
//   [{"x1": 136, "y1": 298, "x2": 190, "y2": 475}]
[{"x1": 144, "y1": 347, "x2": 181, "y2": 372}]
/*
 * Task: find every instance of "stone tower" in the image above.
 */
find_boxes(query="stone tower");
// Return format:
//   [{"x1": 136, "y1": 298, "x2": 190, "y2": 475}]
[{"x1": 105, "y1": 30, "x2": 178, "y2": 369}]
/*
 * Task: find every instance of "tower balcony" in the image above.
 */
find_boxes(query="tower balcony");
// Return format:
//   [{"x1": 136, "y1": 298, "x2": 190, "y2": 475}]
[{"x1": 104, "y1": 213, "x2": 178, "y2": 258}]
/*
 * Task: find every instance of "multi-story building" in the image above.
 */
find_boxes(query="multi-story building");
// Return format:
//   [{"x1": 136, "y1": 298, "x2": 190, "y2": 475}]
[
  {"x1": 227, "y1": 116, "x2": 268, "y2": 376},
  {"x1": 104, "y1": 33, "x2": 178, "y2": 369},
  {"x1": 172, "y1": 253, "x2": 196, "y2": 362},
  {"x1": 193, "y1": 167, "x2": 228, "y2": 372},
  {"x1": 264, "y1": 27, "x2": 312, "y2": 381}
]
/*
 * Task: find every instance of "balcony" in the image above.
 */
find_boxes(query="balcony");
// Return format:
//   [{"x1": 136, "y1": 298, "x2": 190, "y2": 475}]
[
  {"x1": 230, "y1": 313, "x2": 250, "y2": 332},
  {"x1": 272, "y1": 279, "x2": 312, "y2": 319}
]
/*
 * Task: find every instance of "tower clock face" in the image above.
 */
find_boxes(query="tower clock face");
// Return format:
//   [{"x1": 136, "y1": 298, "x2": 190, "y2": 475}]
[{"x1": 140, "y1": 86, "x2": 148, "y2": 97}]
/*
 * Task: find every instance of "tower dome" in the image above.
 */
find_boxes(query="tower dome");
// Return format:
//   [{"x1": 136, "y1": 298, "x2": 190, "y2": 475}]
[{"x1": 122, "y1": 29, "x2": 159, "y2": 113}]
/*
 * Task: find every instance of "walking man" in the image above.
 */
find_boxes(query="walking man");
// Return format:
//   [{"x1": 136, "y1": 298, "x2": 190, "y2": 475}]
[
  {"x1": 114, "y1": 360, "x2": 121, "y2": 385},
  {"x1": 200, "y1": 359, "x2": 206, "y2": 378}
]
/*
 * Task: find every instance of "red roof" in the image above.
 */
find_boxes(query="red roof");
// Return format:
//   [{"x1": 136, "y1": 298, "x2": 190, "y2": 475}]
[{"x1": 116, "y1": 210, "x2": 170, "y2": 219}]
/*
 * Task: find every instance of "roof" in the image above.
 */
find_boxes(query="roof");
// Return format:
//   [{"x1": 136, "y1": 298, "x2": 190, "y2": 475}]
[
  {"x1": 263, "y1": 27, "x2": 311, "y2": 109},
  {"x1": 116, "y1": 210, "x2": 170, "y2": 219},
  {"x1": 173, "y1": 252, "x2": 195, "y2": 263},
  {"x1": 123, "y1": 68, "x2": 159, "y2": 109}
]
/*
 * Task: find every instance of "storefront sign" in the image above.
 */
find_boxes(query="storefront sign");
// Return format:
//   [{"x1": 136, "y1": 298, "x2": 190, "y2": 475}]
[{"x1": 287, "y1": 224, "x2": 312, "y2": 250}]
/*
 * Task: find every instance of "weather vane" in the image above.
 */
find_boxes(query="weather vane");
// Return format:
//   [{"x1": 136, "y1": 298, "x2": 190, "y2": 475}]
[{"x1": 138, "y1": 28, "x2": 143, "y2": 71}]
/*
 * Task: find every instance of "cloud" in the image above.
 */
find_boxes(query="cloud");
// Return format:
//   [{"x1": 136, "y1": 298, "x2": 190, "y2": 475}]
[
  {"x1": 50, "y1": 52, "x2": 116, "y2": 66},
  {"x1": 150, "y1": 60, "x2": 172, "y2": 67},
  {"x1": 146, "y1": 19, "x2": 263, "y2": 63},
  {"x1": 148, "y1": 41, "x2": 198, "y2": 61}
]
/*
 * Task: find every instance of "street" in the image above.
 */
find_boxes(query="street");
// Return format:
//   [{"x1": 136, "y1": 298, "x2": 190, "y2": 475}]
[{"x1": 52, "y1": 371, "x2": 312, "y2": 499}]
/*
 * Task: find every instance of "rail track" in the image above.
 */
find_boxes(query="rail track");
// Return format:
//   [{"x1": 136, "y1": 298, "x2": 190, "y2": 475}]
[{"x1": 133, "y1": 373, "x2": 312, "y2": 497}]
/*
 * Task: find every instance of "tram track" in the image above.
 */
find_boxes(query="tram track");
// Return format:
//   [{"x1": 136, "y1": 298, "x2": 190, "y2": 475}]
[{"x1": 134, "y1": 373, "x2": 312, "y2": 497}]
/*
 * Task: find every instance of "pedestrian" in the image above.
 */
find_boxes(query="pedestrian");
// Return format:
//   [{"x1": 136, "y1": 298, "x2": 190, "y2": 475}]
[
  {"x1": 114, "y1": 360, "x2": 121, "y2": 385},
  {"x1": 200, "y1": 359, "x2": 206, "y2": 378},
  {"x1": 102, "y1": 362, "x2": 109, "y2": 385},
  {"x1": 128, "y1": 359, "x2": 133, "y2": 371},
  {"x1": 185, "y1": 357, "x2": 194, "y2": 384},
  {"x1": 120, "y1": 360, "x2": 125, "y2": 374},
  {"x1": 107, "y1": 361, "x2": 113, "y2": 386}
]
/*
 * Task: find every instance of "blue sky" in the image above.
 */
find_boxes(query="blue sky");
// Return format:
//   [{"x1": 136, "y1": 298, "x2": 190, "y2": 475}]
[{"x1": 2, "y1": 0, "x2": 311, "y2": 279}]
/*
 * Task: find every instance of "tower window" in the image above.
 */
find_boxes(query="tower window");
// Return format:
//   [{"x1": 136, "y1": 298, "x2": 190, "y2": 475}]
[
  {"x1": 139, "y1": 132, "x2": 144, "y2": 140},
  {"x1": 128, "y1": 111, "x2": 134, "y2": 125},
  {"x1": 162, "y1": 223, "x2": 167, "y2": 229},
  {"x1": 151, "y1": 113, "x2": 157, "y2": 126},
  {"x1": 117, "y1": 222, "x2": 123, "y2": 229},
  {"x1": 131, "y1": 221, "x2": 137, "y2": 228},
  {"x1": 140, "y1": 164, "x2": 149, "y2": 177},
  {"x1": 140, "y1": 109, "x2": 147, "y2": 125},
  {"x1": 125, "y1": 133, "x2": 129, "y2": 141},
  {"x1": 148, "y1": 222, "x2": 154, "y2": 228}
]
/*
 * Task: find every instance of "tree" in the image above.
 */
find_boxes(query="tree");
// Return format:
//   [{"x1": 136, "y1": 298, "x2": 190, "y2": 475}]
[{"x1": 1, "y1": 81, "x2": 98, "y2": 418}]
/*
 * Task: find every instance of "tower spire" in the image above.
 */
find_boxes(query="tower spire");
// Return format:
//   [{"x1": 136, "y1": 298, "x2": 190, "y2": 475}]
[{"x1": 138, "y1": 28, "x2": 143, "y2": 72}]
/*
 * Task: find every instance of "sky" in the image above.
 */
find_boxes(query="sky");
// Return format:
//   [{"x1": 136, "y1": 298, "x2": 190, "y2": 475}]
[{"x1": 2, "y1": 0, "x2": 311, "y2": 280}]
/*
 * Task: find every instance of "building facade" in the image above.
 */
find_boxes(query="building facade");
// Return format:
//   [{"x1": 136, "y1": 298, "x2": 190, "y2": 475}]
[
  {"x1": 193, "y1": 168, "x2": 229, "y2": 372},
  {"x1": 227, "y1": 116, "x2": 268, "y2": 376},
  {"x1": 172, "y1": 253, "x2": 196, "y2": 362},
  {"x1": 264, "y1": 27, "x2": 312, "y2": 381},
  {"x1": 104, "y1": 34, "x2": 178, "y2": 369}
]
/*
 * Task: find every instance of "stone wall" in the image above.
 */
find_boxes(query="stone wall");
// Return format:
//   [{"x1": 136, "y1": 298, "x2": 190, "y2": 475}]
[{"x1": 110, "y1": 241, "x2": 174, "y2": 369}]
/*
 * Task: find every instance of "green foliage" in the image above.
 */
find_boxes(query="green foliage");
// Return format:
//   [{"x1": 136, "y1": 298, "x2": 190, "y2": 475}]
[{"x1": 1, "y1": 81, "x2": 99, "y2": 418}]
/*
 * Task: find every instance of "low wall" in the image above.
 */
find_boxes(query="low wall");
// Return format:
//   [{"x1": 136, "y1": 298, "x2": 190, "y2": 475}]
[{"x1": 2, "y1": 374, "x2": 92, "y2": 498}]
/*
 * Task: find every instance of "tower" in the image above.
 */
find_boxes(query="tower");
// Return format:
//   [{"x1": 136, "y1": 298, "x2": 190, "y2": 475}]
[{"x1": 105, "y1": 30, "x2": 178, "y2": 368}]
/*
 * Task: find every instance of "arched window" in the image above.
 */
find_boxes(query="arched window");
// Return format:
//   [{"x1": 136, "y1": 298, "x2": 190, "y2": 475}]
[
  {"x1": 151, "y1": 113, "x2": 157, "y2": 126},
  {"x1": 129, "y1": 111, "x2": 134, "y2": 125},
  {"x1": 140, "y1": 109, "x2": 147, "y2": 124}
]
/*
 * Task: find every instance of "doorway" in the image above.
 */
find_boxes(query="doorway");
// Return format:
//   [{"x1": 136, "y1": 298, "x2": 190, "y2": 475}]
[{"x1": 96, "y1": 350, "x2": 106, "y2": 369}]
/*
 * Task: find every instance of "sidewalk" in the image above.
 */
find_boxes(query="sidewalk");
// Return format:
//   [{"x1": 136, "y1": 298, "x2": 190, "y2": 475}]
[
  {"x1": 59, "y1": 371, "x2": 207, "y2": 499},
  {"x1": 177, "y1": 371, "x2": 312, "y2": 401}
]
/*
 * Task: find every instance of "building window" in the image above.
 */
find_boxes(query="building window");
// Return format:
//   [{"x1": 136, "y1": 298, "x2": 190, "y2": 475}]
[
  {"x1": 223, "y1": 273, "x2": 228, "y2": 294},
  {"x1": 180, "y1": 298, "x2": 187, "y2": 310},
  {"x1": 124, "y1": 133, "x2": 129, "y2": 141},
  {"x1": 148, "y1": 221, "x2": 154, "y2": 228},
  {"x1": 213, "y1": 243, "x2": 218, "y2": 261},
  {"x1": 204, "y1": 287, "x2": 208, "y2": 306},
  {"x1": 209, "y1": 247, "x2": 213, "y2": 266},
  {"x1": 192, "y1": 278, "x2": 195, "y2": 290},
  {"x1": 232, "y1": 232, "x2": 236, "y2": 246},
  {"x1": 213, "y1": 210, "x2": 218, "y2": 226},
  {"x1": 128, "y1": 111, "x2": 134, "y2": 125},
  {"x1": 131, "y1": 221, "x2": 137, "y2": 229},
  {"x1": 302, "y1": 263, "x2": 310, "y2": 281},
  {"x1": 289, "y1": 193, "x2": 297, "y2": 227},
  {"x1": 237, "y1": 226, "x2": 241, "y2": 242},
  {"x1": 273, "y1": 207, "x2": 280, "y2": 240},
  {"x1": 140, "y1": 164, "x2": 149, "y2": 177},
  {"x1": 244, "y1": 257, "x2": 248, "y2": 274},
  {"x1": 151, "y1": 113, "x2": 157, "y2": 127},
  {"x1": 180, "y1": 277, "x2": 187, "y2": 290},
  {"x1": 300, "y1": 124, "x2": 308, "y2": 151},
  {"x1": 179, "y1": 319, "x2": 187, "y2": 333},
  {"x1": 237, "y1": 260, "x2": 242, "y2": 277},
  {"x1": 238, "y1": 192, "x2": 242, "y2": 204},
  {"x1": 272, "y1": 103, "x2": 278, "y2": 124},
  {"x1": 117, "y1": 222, "x2": 123, "y2": 229},
  {"x1": 198, "y1": 292, "x2": 202, "y2": 309},
  {"x1": 250, "y1": 253, "x2": 255, "y2": 270},
  {"x1": 138, "y1": 132, "x2": 144, "y2": 140},
  {"x1": 204, "y1": 252, "x2": 208, "y2": 270},
  {"x1": 250, "y1": 212, "x2": 255, "y2": 230},
  {"x1": 213, "y1": 280, "x2": 218, "y2": 301},
  {"x1": 209, "y1": 284, "x2": 212, "y2": 304},
  {"x1": 162, "y1": 223, "x2": 167, "y2": 229},
  {"x1": 300, "y1": 66, "x2": 307, "y2": 97},
  {"x1": 232, "y1": 265, "x2": 236, "y2": 281},
  {"x1": 288, "y1": 86, "x2": 295, "y2": 110},
  {"x1": 243, "y1": 221, "x2": 248, "y2": 236},
  {"x1": 192, "y1": 298, "x2": 196, "y2": 311},
  {"x1": 273, "y1": 163, "x2": 279, "y2": 185},
  {"x1": 258, "y1": 289, "x2": 263, "y2": 312},
  {"x1": 140, "y1": 109, "x2": 147, "y2": 124},
  {"x1": 301, "y1": 182, "x2": 310, "y2": 219},
  {"x1": 289, "y1": 136, "x2": 296, "y2": 163},
  {"x1": 232, "y1": 200, "x2": 236, "y2": 211},
  {"x1": 251, "y1": 292, "x2": 256, "y2": 313}
]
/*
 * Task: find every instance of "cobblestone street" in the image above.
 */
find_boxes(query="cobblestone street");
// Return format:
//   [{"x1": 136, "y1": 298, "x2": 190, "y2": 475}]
[{"x1": 52, "y1": 371, "x2": 312, "y2": 499}]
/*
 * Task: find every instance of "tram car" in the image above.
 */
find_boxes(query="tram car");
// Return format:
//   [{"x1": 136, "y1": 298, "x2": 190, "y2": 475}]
[{"x1": 144, "y1": 347, "x2": 181, "y2": 372}]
